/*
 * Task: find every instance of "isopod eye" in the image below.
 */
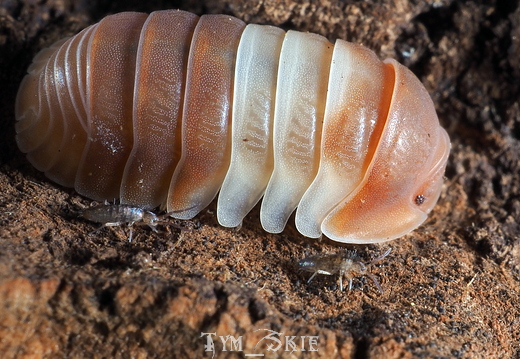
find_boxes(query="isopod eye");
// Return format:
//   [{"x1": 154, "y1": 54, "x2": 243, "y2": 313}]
[{"x1": 408, "y1": 129, "x2": 450, "y2": 212}]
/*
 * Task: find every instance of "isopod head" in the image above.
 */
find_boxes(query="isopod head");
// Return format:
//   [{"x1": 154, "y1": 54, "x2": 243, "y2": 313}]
[{"x1": 15, "y1": 10, "x2": 450, "y2": 244}]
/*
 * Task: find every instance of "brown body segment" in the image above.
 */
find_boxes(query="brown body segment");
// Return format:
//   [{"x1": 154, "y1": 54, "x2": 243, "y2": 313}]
[
  {"x1": 15, "y1": 39, "x2": 67, "y2": 153},
  {"x1": 120, "y1": 10, "x2": 199, "y2": 209},
  {"x1": 45, "y1": 30, "x2": 92, "y2": 186},
  {"x1": 166, "y1": 15, "x2": 246, "y2": 217},
  {"x1": 24, "y1": 46, "x2": 63, "y2": 172},
  {"x1": 75, "y1": 12, "x2": 148, "y2": 200}
]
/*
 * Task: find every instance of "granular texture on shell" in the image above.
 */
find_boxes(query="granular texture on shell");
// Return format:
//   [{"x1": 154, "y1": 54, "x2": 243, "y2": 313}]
[{"x1": 15, "y1": 10, "x2": 450, "y2": 244}]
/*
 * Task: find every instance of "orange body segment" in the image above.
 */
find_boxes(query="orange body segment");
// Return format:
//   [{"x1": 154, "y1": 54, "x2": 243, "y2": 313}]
[{"x1": 322, "y1": 60, "x2": 450, "y2": 242}]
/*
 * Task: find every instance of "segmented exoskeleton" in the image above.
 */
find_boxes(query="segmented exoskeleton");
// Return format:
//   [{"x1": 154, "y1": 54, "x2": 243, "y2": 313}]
[{"x1": 15, "y1": 10, "x2": 450, "y2": 243}]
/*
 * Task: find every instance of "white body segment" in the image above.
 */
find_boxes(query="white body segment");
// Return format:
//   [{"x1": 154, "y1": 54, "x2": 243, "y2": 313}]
[
  {"x1": 260, "y1": 30, "x2": 333, "y2": 233},
  {"x1": 217, "y1": 24, "x2": 284, "y2": 227}
]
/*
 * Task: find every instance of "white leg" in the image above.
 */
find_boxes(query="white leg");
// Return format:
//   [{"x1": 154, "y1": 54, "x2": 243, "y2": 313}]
[{"x1": 307, "y1": 272, "x2": 318, "y2": 284}]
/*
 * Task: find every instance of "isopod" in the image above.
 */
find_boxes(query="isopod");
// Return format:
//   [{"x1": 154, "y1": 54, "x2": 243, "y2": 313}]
[
  {"x1": 81, "y1": 203, "x2": 165, "y2": 241},
  {"x1": 81, "y1": 202, "x2": 197, "y2": 241},
  {"x1": 15, "y1": 10, "x2": 450, "y2": 243},
  {"x1": 299, "y1": 248, "x2": 392, "y2": 292}
]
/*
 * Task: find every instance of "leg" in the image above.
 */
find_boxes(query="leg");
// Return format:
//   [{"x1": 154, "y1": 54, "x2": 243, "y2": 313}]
[
  {"x1": 307, "y1": 272, "x2": 318, "y2": 284},
  {"x1": 128, "y1": 227, "x2": 133, "y2": 242},
  {"x1": 369, "y1": 248, "x2": 392, "y2": 265},
  {"x1": 367, "y1": 273, "x2": 384, "y2": 293}
]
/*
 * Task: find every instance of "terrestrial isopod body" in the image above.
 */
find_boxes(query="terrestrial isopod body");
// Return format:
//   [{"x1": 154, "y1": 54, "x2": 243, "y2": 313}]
[{"x1": 15, "y1": 10, "x2": 450, "y2": 243}]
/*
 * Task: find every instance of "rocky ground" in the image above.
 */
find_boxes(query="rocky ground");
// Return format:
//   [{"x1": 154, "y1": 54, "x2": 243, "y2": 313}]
[{"x1": 0, "y1": 0, "x2": 519, "y2": 358}]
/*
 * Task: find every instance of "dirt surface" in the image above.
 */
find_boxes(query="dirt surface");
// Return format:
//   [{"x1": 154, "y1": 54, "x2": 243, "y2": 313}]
[{"x1": 1, "y1": 0, "x2": 519, "y2": 358}]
